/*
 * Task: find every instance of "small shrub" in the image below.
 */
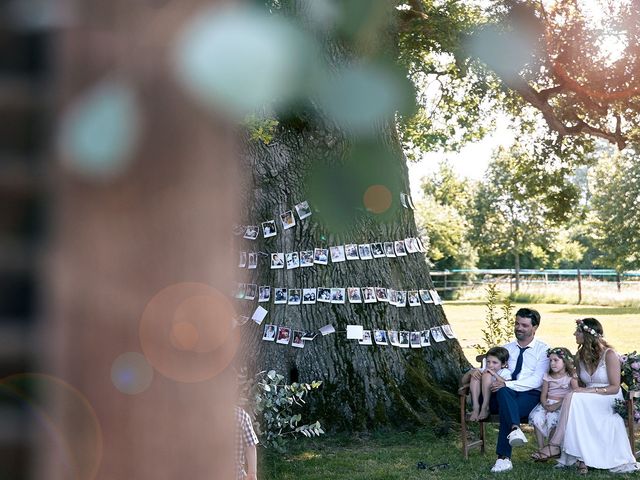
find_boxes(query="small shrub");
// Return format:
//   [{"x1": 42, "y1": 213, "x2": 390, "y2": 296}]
[
  {"x1": 251, "y1": 370, "x2": 324, "y2": 452},
  {"x1": 473, "y1": 284, "x2": 514, "y2": 354},
  {"x1": 244, "y1": 114, "x2": 279, "y2": 145}
]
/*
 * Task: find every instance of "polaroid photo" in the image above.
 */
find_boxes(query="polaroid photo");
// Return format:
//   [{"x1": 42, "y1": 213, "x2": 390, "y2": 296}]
[
  {"x1": 235, "y1": 283, "x2": 246, "y2": 299},
  {"x1": 302, "y1": 288, "x2": 317, "y2": 304},
  {"x1": 330, "y1": 245, "x2": 346, "y2": 263},
  {"x1": 408, "y1": 290, "x2": 420, "y2": 307},
  {"x1": 431, "y1": 326, "x2": 446, "y2": 342},
  {"x1": 247, "y1": 252, "x2": 257, "y2": 269},
  {"x1": 276, "y1": 326, "x2": 291, "y2": 345},
  {"x1": 300, "y1": 250, "x2": 314, "y2": 267},
  {"x1": 345, "y1": 244, "x2": 359, "y2": 260},
  {"x1": 280, "y1": 210, "x2": 296, "y2": 230},
  {"x1": 347, "y1": 287, "x2": 362, "y2": 303},
  {"x1": 429, "y1": 289, "x2": 443, "y2": 305},
  {"x1": 442, "y1": 324, "x2": 456, "y2": 339},
  {"x1": 251, "y1": 305, "x2": 268, "y2": 325},
  {"x1": 232, "y1": 224, "x2": 246, "y2": 236},
  {"x1": 263, "y1": 324, "x2": 277, "y2": 341},
  {"x1": 301, "y1": 331, "x2": 318, "y2": 341},
  {"x1": 271, "y1": 252, "x2": 285, "y2": 269},
  {"x1": 404, "y1": 238, "x2": 418, "y2": 254},
  {"x1": 394, "y1": 240, "x2": 407, "y2": 256},
  {"x1": 395, "y1": 290, "x2": 407, "y2": 307},
  {"x1": 346, "y1": 325, "x2": 364, "y2": 340},
  {"x1": 291, "y1": 330, "x2": 305, "y2": 348},
  {"x1": 274, "y1": 288, "x2": 288, "y2": 304},
  {"x1": 319, "y1": 324, "x2": 335, "y2": 336},
  {"x1": 407, "y1": 195, "x2": 416, "y2": 210},
  {"x1": 420, "y1": 330, "x2": 432, "y2": 347},
  {"x1": 410, "y1": 331, "x2": 421, "y2": 348},
  {"x1": 388, "y1": 330, "x2": 399, "y2": 346},
  {"x1": 375, "y1": 287, "x2": 389, "y2": 302},
  {"x1": 358, "y1": 330, "x2": 373, "y2": 346},
  {"x1": 243, "y1": 225, "x2": 259, "y2": 240},
  {"x1": 373, "y1": 329, "x2": 388, "y2": 345},
  {"x1": 358, "y1": 244, "x2": 373, "y2": 260},
  {"x1": 258, "y1": 286, "x2": 271, "y2": 303},
  {"x1": 362, "y1": 287, "x2": 377, "y2": 303},
  {"x1": 371, "y1": 243, "x2": 385, "y2": 258},
  {"x1": 286, "y1": 251, "x2": 300, "y2": 269},
  {"x1": 384, "y1": 242, "x2": 396, "y2": 258},
  {"x1": 388, "y1": 289, "x2": 397, "y2": 306},
  {"x1": 399, "y1": 331, "x2": 410, "y2": 348},
  {"x1": 262, "y1": 220, "x2": 277, "y2": 238},
  {"x1": 245, "y1": 284, "x2": 257, "y2": 300},
  {"x1": 314, "y1": 248, "x2": 329, "y2": 265},
  {"x1": 317, "y1": 287, "x2": 332, "y2": 303},
  {"x1": 330, "y1": 287, "x2": 346, "y2": 304},
  {"x1": 288, "y1": 288, "x2": 301, "y2": 305},
  {"x1": 238, "y1": 251, "x2": 247, "y2": 268},
  {"x1": 400, "y1": 193, "x2": 408, "y2": 208},
  {"x1": 415, "y1": 237, "x2": 426, "y2": 252},
  {"x1": 234, "y1": 315, "x2": 250, "y2": 327},
  {"x1": 294, "y1": 200, "x2": 312, "y2": 220},
  {"x1": 419, "y1": 289, "x2": 433, "y2": 304}
]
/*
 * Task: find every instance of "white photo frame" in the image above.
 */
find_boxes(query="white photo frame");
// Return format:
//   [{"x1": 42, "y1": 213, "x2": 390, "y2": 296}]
[
  {"x1": 243, "y1": 225, "x2": 259, "y2": 240},
  {"x1": 371, "y1": 242, "x2": 385, "y2": 258},
  {"x1": 373, "y1": 329, "x2": 388, "y2": 345},
  {"x1": 294, "y1": 200, "x2": 312, "y2": 220},
  {"x1": 247, "y1": 252, "x2": 257, "y2": 269},
  {"x1": 362, "y1": 287, "x2": 377, "y2": 303},
  {"x1": 288, "y1": 288, "x2": 301, "y2": 305},
  {"x1": 286, "y1": 252, "x2": 300, "y2": 269},
  {"x1": 375, "y1": 287, "x2": 389, "y2": 302},
  {"x1": 291, "y1": 330, "x2": 305, "y2": 348},
  {"x1": 408, "y1": 290, "x2": 420, "y2": 306},
  {"x1": 280, "y1": 210, "x2": 296, "y2": 230},
  {"x1": 317, "y1": 288, "x2": 332, "y2": 303},
  {"x1": 330, "y1": 245, "x2": 346, "y2": 263},
  {"x1": 388, "y1": 330, "x2": 399, "y2": 346},
  {"x1": 262, "y1": 324, "x2": 277, "y2": 341},
  {"x1": 358, "y1": 244, "x2": 373, "y2": 260},
  {"x1": 314, "y1": 248, "x2": 329, "y2": 265},
  {"x1": 302, "y1": 288, "x2": 317, "y2": 304},
  {"x1": 419, "y1": 289, "x2": 433, "y2": 304},
  {"x1": 347, "y1": 287, "x2": 362, "y2": 303},
  {"x1": 345, "y1": 244, "x2": 359, "y2": 260},
  {"x1": 258, "y1": 286, "x2": 271, "y2": 303},
  {"x1": 410, "y1": 331, "x2": 421, "y2": 348},
  {"x1": 398, "y1": 330, "x2": 410, "y2": 348},
  {"x1": 420, "y1": 330, "x2": 431, "y2": 347},
  {"x1": 262, "y1": 220, "x2": 277, "y2": 238},
  {"x1": 299, "y1": 250, "x2": 314, "y2": 267},
  {"x1": 270, "y1": 252, "x2": 285, "y2": 269},
  {"x1": 238, "y1": 251, "x2": 247, "y2": 268},
  {"x1": 431, "y1": 326, "x2": 446, "y2": 342},
  {"x1": 276, "y1": 326, "x2": 291, "y2": 344},
  {"x1": 384, "y1": 242, "x2": 396, "y2": 257},
  {"x1": 394, "y1": 240, "x2": 407, "y2": 256},
  {"x1": 358, "y1": 330, "x2": 373, "y2": 346},
  {"x1": 274, "y1": 288, "x2": 288, "y2": 304},
  {"x1": 330, "y1": 287, "x2": 345, "y2": 304}
]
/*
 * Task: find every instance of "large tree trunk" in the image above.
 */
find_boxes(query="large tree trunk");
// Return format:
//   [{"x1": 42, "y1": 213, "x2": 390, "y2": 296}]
[{"x1": 238, "y1": 116, "x2": 469, "y2": 430}]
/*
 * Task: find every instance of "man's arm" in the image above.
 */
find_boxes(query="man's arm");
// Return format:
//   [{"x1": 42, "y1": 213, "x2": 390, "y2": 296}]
[{"x1": 245, "y1": 444, "x2": 257, "y2": 480}]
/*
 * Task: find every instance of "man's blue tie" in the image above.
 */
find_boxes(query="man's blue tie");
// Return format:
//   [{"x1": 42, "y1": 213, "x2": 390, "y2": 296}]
[{"x1": 512, "y1": 346, "x2": 529, "y2": 379}]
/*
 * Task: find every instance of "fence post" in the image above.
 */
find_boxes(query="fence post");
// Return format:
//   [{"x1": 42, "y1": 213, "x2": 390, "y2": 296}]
[{"x1": 577, "y1": 268, "x2": 582, "y2": 304}]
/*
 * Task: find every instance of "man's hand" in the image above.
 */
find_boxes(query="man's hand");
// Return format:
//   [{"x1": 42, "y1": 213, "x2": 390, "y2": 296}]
[
  {"x1": 489, "y1": 371, "x2": 506, "y2": 392},
  {"x1": 470, "y1": 368, "x2": 482, "y2": 381}
]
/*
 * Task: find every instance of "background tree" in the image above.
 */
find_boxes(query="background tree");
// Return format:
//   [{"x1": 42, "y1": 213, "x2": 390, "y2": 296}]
[{"x1": 587, "y1": 149, "x2": 640, "y2": 277}]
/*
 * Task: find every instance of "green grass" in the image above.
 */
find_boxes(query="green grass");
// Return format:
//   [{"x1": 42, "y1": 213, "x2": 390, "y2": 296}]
[
  {"x1": 260, "y1": 425, "x2": 632, "y2": 479},
  {"x1": 443, "y1": 302, "x2": 640, "y2": 364}
]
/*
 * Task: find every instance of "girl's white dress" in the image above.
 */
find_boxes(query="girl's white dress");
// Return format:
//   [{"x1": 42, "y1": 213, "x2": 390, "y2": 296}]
[
  {"x1": 528, "y1": 372, "x2": 572, "y2": 437},
  {"x1": 557, "y1": 349, "x2": 639, "y2": 472}
]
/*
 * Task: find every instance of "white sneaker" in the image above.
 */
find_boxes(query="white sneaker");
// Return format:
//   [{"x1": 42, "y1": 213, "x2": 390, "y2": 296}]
[
  {"x1": 507, "y1": 427, "x2": 528, "y2": 447},
  {"x1": 490, "y1": 458, "x2": 513, "y2": 473}
]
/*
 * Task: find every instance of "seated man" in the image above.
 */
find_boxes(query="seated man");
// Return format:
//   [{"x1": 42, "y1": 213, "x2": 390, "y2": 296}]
[{"x1": 467, "y1": 308, "x2": 549, "y2": 473}]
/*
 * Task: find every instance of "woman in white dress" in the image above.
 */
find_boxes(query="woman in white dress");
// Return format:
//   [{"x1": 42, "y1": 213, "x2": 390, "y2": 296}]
[{"x1": 532, "y1": 318, "x2": 638, "y2": 474}]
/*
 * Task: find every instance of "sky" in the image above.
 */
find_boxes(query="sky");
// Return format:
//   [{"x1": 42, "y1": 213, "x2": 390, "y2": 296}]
[{"x1": 407, "y1": 116, "x2": 514, "y2": 200}]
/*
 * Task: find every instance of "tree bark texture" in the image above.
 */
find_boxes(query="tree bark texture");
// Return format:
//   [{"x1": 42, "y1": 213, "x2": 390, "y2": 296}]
[{"x1": 237, "y1": 118, "x2": 469, "y2": 430}]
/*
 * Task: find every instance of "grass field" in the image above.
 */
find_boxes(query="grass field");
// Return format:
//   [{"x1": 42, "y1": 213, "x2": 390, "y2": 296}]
[
  {"x1": 259, "y1": 302, "x2": 640, "y2": 479},
  {"x1": 443, "y1": 301, "x2": 640, "y2": 364}
]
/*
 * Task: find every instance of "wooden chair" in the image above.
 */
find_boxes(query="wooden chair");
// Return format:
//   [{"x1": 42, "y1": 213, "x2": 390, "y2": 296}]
[{"x1": 627, "y1": 390, "x2": 640, "y2": 458}]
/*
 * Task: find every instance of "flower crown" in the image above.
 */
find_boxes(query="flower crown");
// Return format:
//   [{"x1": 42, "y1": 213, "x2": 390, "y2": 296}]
[
  {"x1": 576, "y1": 319, "x2": 602, "y2": 338},
  {"x1": 547, "y1": 347, "x2": 569, "y2": 359}
]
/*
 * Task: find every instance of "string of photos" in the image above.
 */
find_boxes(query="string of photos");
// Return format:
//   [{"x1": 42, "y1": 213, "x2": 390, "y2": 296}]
[
  {"x1": 238, "y1": 237, "x2": 425, "y2": 270},
  {"x1": 235, "y1": 285, "x2": 442, "y2": 307},
  {"x1": 234, "y1": 196, "x2": 452, "y2": 350}
]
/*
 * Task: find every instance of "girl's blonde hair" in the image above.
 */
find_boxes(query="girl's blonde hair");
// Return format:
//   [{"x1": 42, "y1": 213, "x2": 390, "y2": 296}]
[{"x1": 547, "y1": 347, "x2": 576, "y2": 377}]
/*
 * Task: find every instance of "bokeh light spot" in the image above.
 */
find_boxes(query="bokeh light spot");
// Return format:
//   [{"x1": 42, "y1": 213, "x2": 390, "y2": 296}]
[
  {"x1": 173, "y1": 6, "x2": 314, "y2": 117},
  {"x1": 139, "y1": 283, "x2": 239, "y2": 383},
  {"x1": 363, "y1": 184, "x2": 392, "y2": 213},
  {"x1": 59, "y1": 79, "x2": 139, "y2": 179},
  {"x1": 111, "y1": 352, "x2": 154, "y2": 395}
]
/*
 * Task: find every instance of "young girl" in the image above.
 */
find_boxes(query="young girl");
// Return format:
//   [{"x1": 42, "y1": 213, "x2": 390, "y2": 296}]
[
  {"x1": 529, "y1": 347, "x2": 578, "y2": 460},
  {"x1": 461, "y1": 346, "x2": 511, "y2": 421}
]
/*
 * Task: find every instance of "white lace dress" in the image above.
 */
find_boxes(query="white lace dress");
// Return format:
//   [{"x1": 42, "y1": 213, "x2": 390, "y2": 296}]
[{"x1": 558, "y1": 350, "x2": 639, "y2": 472}]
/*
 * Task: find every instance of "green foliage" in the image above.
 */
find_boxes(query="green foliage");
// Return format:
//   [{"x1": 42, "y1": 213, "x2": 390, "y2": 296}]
[
  {"x1": 587, "y1": 148, "x2": 640, "y2": 272},
  {"x1": 473, "y1": 284, "x2": 514, "y2": 354},
  {"x1": 252, "y1": 370, "x2": 324, "y2": 452},
  {"x1": 243, "y1": 113, "x2": 279, "y2": 145}
]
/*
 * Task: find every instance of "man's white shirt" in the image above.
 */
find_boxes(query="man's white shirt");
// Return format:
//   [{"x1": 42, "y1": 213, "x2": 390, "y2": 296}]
[{"x1": 502, "y1": 337, "x2": 549, "y2": 392}]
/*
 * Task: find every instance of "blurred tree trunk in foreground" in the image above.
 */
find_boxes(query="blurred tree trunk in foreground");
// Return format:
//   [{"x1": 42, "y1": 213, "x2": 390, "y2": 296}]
[{"x1": 39, "y1": 1, "x2": 241, "y2": 479}]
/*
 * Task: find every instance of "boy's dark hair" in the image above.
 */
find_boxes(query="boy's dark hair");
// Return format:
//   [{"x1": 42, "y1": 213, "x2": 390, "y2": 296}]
[
  {"x1": 515, "y1": 307, "x2": 541, "y2": 327},
  {"x1": 486, "y1": 346, "x2": 510, "y2": 366}
]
